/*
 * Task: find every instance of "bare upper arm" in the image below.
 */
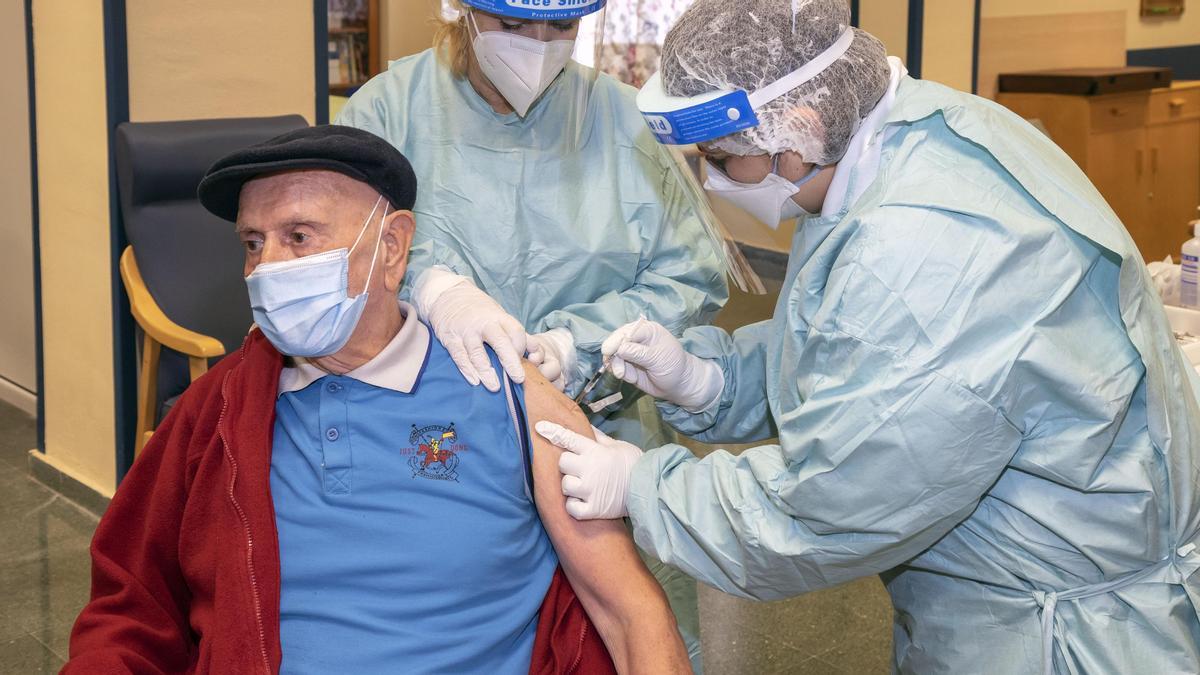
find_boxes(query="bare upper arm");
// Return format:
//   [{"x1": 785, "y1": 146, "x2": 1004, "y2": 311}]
[
  {"x1": 519, "y1": 362, "x2": 688, "y2": 673},
  {"x1": 519, "y1": 362, "x2": 664, "y2": 607}
]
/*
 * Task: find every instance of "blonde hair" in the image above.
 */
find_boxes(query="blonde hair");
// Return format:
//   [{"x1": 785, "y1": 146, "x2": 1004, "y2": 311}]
[{"x1": 433, "y1": 1, "x2": 471, "y2": 79}]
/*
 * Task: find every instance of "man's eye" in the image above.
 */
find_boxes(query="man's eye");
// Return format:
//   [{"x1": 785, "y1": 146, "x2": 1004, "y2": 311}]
[
  {"x1": 290, "y1": 232, "x2": 309, "y2": 244},
  {"x1": 243, "y1": 240, "x2": 263, "y2": 253}
]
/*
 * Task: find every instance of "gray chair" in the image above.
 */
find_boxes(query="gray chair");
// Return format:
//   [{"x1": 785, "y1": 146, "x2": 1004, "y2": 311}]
[{"x1": 115, "y1": 115, "x2": 308, "y2": 453}]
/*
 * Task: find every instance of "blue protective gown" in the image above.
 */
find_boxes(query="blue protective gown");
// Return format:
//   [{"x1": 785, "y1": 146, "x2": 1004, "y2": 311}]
[
  {"x1": 629, "y1": 76, "x2": 1200, "y2": 674},
  {"x1": 336, "y1": 49, "x2": 727, "y2": 670}
]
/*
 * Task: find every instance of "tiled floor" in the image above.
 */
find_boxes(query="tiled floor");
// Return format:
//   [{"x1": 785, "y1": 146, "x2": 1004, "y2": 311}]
[
  {"x1": 0, "y1": 280, "x2": 893, "y2": 674},
  {"x1": 690, "y1": 280, "x2": 894, "y2": 674},
  {"x1": 0, "y1": 405, "x2": 97, "y2": 674}
]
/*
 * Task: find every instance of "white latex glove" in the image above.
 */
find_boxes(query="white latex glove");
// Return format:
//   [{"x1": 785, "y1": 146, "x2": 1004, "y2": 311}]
[
  {"x1": 413, "y1": 266, "x2": 526, "y2": 392},
  {"x1": 526, "y1": 328, "x2": 576, "y2": 392},
  {"x1": 601, "y1": 318, "x2": 724, "y2": 413},
  {"x1": 536, "y1": 421, "x2": 641, "y2": 520}
]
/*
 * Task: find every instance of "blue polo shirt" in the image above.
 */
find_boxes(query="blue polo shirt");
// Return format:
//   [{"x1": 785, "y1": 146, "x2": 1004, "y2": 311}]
[{"x1": 269, "y1": 301, "x2": 558, "y2": 674}]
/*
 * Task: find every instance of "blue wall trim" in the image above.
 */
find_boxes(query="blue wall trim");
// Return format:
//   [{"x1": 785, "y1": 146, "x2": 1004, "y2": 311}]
[
  {"x1": 1127, "y1": 44, "x2": 1200, "y2": 81},
  {"x1": 906, "y1": 0, "x2": 924, "y2": 79},
  {"x1": 315, "y1": 0, "x2": 329, "y2": 124},
  {"x1": 971, "y1": 0, "x2": 981, "y2": 94},
  {"x1": 103, "y1": 0, "x2": 137, "y2": 482},
  {"x1": 24, "y1": 0, "x2": 43, "y2": 452}
]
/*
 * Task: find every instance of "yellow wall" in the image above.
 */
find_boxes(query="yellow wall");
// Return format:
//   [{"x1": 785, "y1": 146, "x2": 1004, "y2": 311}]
[
  {"x1": 126, "y1": 0, "x2": 315, "y2": 123},
  {"x1": 381, "y1": 0, "x2": 439, "y2": 63},
  {"x1": 981, "y1": 0, "x2": 1200, "y2": 50},
  {"x1": 33, "y1": 1, "x2": 320, "y2": 496},
  {"x1": 921, "y1": 0, "x2": 977, "y2": 92},
  {"x1": 1130, "y1": 5, "x2": 1200, "y2": 49},
  {"x1": 858, "y1": 0, "x2": 908, "y2": 63},
  {"x1": 854, "y1": 1, "x2": 1199, "y2": 99},
  {"x1": 33, "y1": 0, "x2": 117, "y2": 496}
]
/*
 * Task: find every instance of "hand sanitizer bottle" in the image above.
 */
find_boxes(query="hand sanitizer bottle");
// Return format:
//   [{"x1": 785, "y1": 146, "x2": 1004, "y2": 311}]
[{"x1": 1182, "y1": 208, "x2": 1200, "y2": 308}]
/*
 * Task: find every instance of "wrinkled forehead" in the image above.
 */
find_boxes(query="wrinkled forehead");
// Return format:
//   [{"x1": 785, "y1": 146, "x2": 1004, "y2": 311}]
[
  {"x1": 237, "y1": 169, "x2": 379, "y2": 230},
  {"x1": 240, "y1": 169, "x2": 376, "y2": 210}
]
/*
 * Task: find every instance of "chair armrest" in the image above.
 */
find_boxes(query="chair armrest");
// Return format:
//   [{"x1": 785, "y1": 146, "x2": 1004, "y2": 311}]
[{"x1": 119, "y1": 247, "x2": 226, "y2": 359}]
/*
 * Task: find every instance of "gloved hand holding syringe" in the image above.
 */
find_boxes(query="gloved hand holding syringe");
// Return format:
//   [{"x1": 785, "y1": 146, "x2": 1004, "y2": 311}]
[
  {"x1": 595, "y1": 316, "x2": 725, "y2": 414},
  {"x1": 572, "y1": 319, "x2": 656, "y2": 413}
]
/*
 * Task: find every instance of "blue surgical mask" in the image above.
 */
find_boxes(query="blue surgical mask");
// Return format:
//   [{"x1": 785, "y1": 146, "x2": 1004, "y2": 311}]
[{"x1": 246, "y1": 196, "x2": 388, "y2": 357}]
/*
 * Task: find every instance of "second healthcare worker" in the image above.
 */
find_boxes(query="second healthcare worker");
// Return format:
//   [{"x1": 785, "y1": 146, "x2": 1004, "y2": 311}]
[
  {"x1": 335, "y1": 0, "x2": 731, "y2": 668},
  {"x1": 538, "y1": 0, "x2": 1200, "y2": 673}
]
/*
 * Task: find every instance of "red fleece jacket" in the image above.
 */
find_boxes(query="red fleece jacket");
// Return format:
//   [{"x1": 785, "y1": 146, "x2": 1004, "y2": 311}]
[{"x1": 63, "y1": 330, "x2": 615, "y2": 675}]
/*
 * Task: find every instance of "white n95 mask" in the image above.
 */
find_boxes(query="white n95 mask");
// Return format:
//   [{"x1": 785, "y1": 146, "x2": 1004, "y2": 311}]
[
  {"x1": 245, "y1": 196, "x2": 388, "y2": 357},
  {"x1": 704, "y1": 156, "x2": 821, "y2": 229},
  {"x1": 469, "y1": 12, "x2": 575, "y2": 117}
]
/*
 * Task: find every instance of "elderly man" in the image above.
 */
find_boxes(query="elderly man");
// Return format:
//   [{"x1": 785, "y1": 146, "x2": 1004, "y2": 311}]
[{"x1": 64, "y1": 126, "x2": 689, "y2": 675}]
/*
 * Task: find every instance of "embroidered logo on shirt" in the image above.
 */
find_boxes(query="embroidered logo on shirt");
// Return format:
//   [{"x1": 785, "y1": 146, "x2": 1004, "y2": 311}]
[{"x1": 405, "y1": 423, "x2": 465, "y2": 481}]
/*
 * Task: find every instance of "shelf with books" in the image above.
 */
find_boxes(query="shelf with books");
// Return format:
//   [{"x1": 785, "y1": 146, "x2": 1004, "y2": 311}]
[{"x1": 327, "y1": 0, "x2": 379, "y2": 95}]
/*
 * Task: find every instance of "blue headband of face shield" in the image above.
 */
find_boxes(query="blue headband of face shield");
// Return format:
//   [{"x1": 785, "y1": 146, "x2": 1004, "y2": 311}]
[
  {"x1": 635, "y1": 28, "x2": 855, "y2": 146},
  {"x1": 459, "y1": 0, "x2": 606, "y2": 21}
]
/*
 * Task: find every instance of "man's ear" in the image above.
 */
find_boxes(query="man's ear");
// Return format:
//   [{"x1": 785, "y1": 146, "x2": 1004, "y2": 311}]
[{"x1": 381, "y1": 208, "x2": 416, "y2": 292}]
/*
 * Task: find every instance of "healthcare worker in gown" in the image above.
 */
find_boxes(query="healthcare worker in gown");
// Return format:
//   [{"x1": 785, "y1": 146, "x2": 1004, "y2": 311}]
[
  {"x1": 335, "y1": 0, "x2": 731, "y2": 668},
  {"x1": 536, "y1": 1, "x2": 1200, "y2": 673}
]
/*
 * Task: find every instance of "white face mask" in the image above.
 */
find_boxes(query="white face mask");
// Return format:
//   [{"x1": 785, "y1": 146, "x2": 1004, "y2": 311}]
[
  {"x1": 468, "y1": 12, "x2": 576, "y2": 117},
  {"x1": 703, "y1": 156, "x2": 822, "y2": 229}
]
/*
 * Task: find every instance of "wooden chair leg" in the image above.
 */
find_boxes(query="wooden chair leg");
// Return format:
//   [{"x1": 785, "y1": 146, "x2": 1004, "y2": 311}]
[
  {"x1": 135, "y1": 334, "x2": 161, "y2": 456},
  {"x1": 188, "y1": 356, "x2": 209, "y2": 382}
]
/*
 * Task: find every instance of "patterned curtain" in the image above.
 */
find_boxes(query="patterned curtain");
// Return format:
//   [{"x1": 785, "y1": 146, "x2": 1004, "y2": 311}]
[{"x1": 595, "y1": 0, "x2": 695, "y2": 87}]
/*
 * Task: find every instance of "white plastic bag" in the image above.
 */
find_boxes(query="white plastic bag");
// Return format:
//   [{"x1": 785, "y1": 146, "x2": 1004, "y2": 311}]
[{"x1": 1148, "y1": 255, "x2": 1181, "y2": 307}]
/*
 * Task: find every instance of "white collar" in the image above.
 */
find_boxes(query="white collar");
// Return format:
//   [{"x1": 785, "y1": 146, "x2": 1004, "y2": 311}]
[
  {"x1": 820, "y1": 56, "x2": 907, "y2": 218},
  {"x1": 277, "y1": 300, "x2": 431, "y2": 396}
]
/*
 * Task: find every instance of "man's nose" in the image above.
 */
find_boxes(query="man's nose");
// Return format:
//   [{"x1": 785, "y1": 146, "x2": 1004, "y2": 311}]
[{"x1": 257, "y1": 240, "x2": 290, "y2": 265}]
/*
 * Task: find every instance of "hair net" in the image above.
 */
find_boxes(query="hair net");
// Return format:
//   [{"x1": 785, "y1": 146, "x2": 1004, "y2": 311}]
[{"x1": 660, "y1": 0, "x2": 890, "y2": 165}]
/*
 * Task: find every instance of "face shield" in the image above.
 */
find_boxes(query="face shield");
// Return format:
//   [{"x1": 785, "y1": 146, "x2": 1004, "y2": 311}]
[
  {"x1": 629, "y1": 28, "x2": 855, "y2": 294},
  {"x1": 449, "y1": 0, "x2": 608, "y2": 151},
  {"x1": 635, "y1": 28, "x2": 854, "y2": 148},
  {"x1": 658, "y1": 145, "x2": 768, "y2": 294}
]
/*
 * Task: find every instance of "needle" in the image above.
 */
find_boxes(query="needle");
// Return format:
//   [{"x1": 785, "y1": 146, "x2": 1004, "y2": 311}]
[
  {"x1": 573, "y1": 359, "x2": 611, "y2": 405},
  {"x1": 574, "y1": 315, "x2": 646, "y2": 406}
]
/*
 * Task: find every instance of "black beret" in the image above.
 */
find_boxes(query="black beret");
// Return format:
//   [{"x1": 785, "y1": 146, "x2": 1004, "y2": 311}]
[{"x1": 197, "y1": 125, "x2": 417, "y2": 222}]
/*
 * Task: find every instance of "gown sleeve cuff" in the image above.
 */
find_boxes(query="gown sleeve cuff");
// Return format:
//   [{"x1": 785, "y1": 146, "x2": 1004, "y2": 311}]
[
  {"x1": 656, "y1": 328, "x2": 737, "y2": 435},
  {"x1": 626, "y1": 443, "x2": 695, "y2": 550}
]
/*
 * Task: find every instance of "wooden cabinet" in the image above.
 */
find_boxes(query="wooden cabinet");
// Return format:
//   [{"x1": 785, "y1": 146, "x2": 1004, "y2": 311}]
[
  {"x1": 998, "y1": 82, "x2": 1200, "y2": 261},
  {"x1": 1088, "y1": 127, "x2": 1150, "y2": 248},
  {"x1": 1150, "y1": 119, "x2": 1200, "y2": 246}
]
